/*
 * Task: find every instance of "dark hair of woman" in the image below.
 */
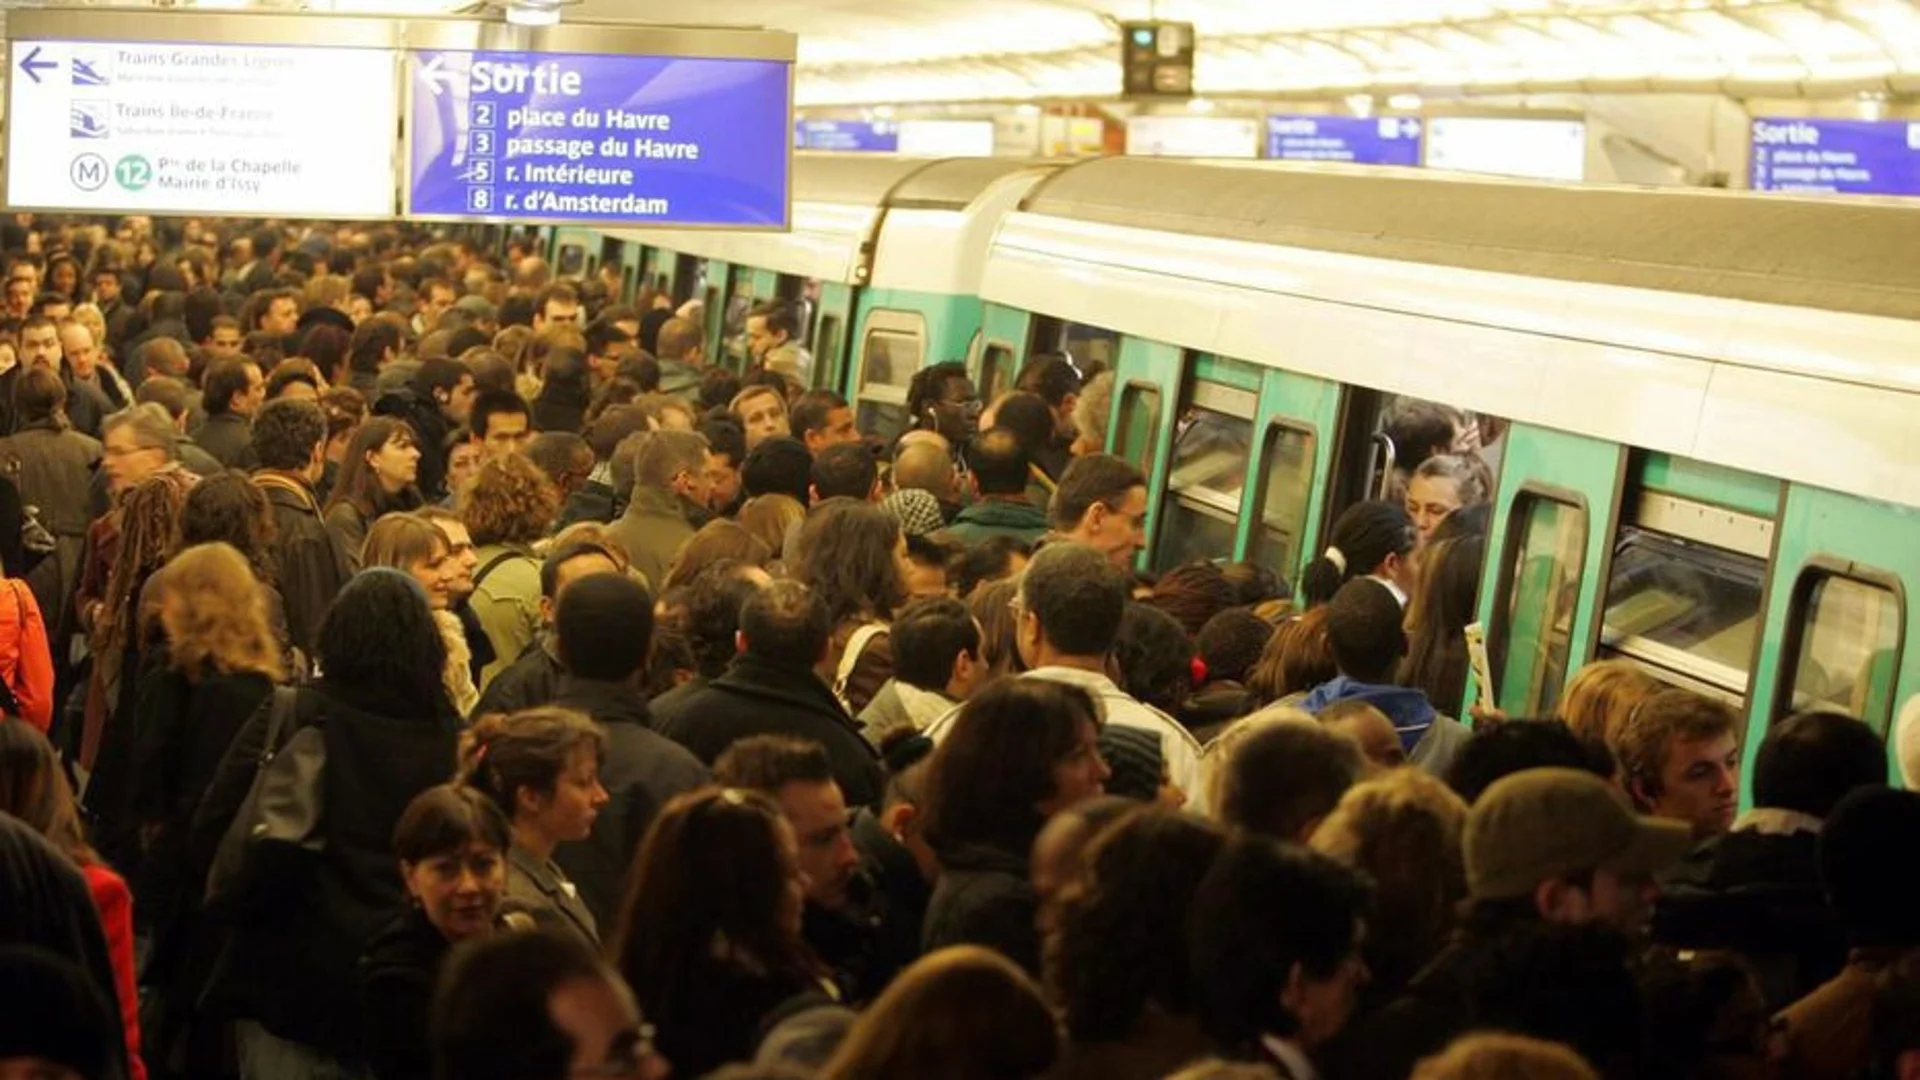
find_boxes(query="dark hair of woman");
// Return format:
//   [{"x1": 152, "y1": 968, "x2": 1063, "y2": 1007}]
[
  {"x1": 1298, "y1": 501, "x2": 1416, "y2": 609},
  {"x1": 1047, "y1": 809, "x2": 1228, "y2": 1043},
  {"x1": 610, "y1": 787, "x2": 828, "y2": 1053},
  {"x1": 318, "y1": 567, "x2": 446, "y2": 712},
  {"x1": 1246, "y1": 607, "x2": 1339, "y2": 703},
  {"x1": 0, "y1": 717, "x2": 99, "y2": 867},
  {"x1": 327, "y1": 416, "x2": 424, "y2": 519},
  {"x1": 174, "y1": 469, "x2": 279, "y2": 584},
  {"x1": 1112, "y1": 603, "x2": 1192, "y2": 715},
  {"x1": 1149, "y1": 562, "x2": 1238, "y2": 640},
  {"x1": 820, "y1": 945, "x2": 1059, "y2": 1080},
  {"x1": 921, "y1": 678, "x2": 1102, "y2": 856},
  {"x1": 794, "y1": 499, "x2": 906, "y2": 626},
  {"x1": 394, "y1": 783, "x2": 511, "y2": 865},
  {"x1": 456, "y1": 708, "x2": 605, "y2": 820},
  {"x1": 1400, "y1": 535, "x2": 1486, "y2": 715}
]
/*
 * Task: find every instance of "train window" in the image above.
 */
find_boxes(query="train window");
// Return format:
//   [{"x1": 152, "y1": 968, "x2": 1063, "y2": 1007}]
[
  {"x1": 814, "y1": 314, "x2": 844, "y2": 390},
  {"x1": 1027, "y1": 316, "x2": 1120, "y2": 378},
  {"x1": 1782, "y1": 569, "x2": 1903, "y2": 732},
  {"x1": 1154, "y1": 401, "x2": 1253, "y2": 571},
  {"x1": 855, "y1": 310, "x2": 927, "y2": 440},
  {"x1": 556, "y1": 243, "x2": 587, "y2": 278},
  {"x1": 1496, "y1": 491, "x2": 1588, "y2": 715},
  {"x1": 1327, "y1": 389, "x2": 1502, "y2": 546},
  {"x1": 979, "y1": 342, "x2": 1016, "y2": 400},
  {"x1": 1114, "y1": 382, "x2": 1163, "y2": 482},
  {"x1": 1248, "y1": 421, "x2": 1317, "y2": 583},
  {"x1": 1599, "y1": 514, "x2": 1767, "y2": 701}
]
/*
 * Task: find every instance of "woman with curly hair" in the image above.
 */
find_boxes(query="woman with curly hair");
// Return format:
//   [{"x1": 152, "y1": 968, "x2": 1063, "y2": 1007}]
[
  {"x1": 325, "y1": 416, "x2": 423, "y2": 570},
  {"x1": 461, "y1": 453, "x2": 559, "y2": 690},
  {"x1": 193, "y1": 568, "x2": 461, "y2": 1075},
  {"x1": 1046, "y1": 808, "x2": 1227, "y2": 1080},
  {"x1": 793, "y1": 499, "x2": 910, "y2": 714},
  {"x1": 132, "y1": 541, "x2": 284, "y2": 1074},
  {"x1": 81, "y1": 467, "x2": 195, "y2": 870}
]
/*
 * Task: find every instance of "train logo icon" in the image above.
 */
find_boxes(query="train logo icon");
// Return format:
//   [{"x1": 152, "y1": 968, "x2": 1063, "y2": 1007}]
[
  {"x1": 70, "y1": 50, "x2": 110, "y2": 87},
  {"x1": 70, "y1": 101, "x2": 108, "y2": 140},
  {"x1": 69, "y1": 154, "x2": 108, "y2": 191}
]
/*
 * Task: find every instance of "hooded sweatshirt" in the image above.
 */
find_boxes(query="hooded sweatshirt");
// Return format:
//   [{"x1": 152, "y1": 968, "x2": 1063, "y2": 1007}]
[{"x1": 1301, "y1": 675, "x2": 1473, "y2": 777}]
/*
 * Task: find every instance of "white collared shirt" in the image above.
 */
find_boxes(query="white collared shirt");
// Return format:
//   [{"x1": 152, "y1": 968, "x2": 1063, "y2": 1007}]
[
  {"x1": 923, "y1": 665, "x2": 1203, "y2": 795},
  {"x1": 1261, "y1": 1034, "x2": 1320, "y2": 1080},
  {"x1": 1367, "y1": 573, "x2": 1409, "y2": 608}
]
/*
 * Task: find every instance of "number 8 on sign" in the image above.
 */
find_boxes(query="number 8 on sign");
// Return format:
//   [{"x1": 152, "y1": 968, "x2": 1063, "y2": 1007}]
[{"x1": 467, "y1": 187, "x2": 492, "y2": 212}]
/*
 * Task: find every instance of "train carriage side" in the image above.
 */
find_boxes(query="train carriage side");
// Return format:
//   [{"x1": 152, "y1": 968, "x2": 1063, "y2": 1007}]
[{"x1": 980, "y1": 158, "x2": 1920, "y2": 790}]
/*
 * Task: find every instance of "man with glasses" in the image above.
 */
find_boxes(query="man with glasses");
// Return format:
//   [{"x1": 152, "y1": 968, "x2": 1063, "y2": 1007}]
[{"x1": 1048, "y1": 452, "x2": 1149, "y2": 569}]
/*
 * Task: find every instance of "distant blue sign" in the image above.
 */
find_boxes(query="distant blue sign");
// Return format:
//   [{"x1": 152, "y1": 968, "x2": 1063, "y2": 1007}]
[
  {"x1": 1751, "y1": 118, "x2": 1920, "y2": 196},
  {"x1": 407, "y1": 49, "x2": 791, "y2": 226},
  {"x1": 1266, "y1": 115, "x2": 1422, "y2": 166},
  {"x1": 794, "y1": 120, "x2": 898, "y2": 152}
]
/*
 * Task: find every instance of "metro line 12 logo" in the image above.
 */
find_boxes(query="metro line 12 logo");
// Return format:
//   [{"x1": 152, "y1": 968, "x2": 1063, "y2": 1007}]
[{"x1": 114, "y1": 155, "x2": 152, "y2": 192}]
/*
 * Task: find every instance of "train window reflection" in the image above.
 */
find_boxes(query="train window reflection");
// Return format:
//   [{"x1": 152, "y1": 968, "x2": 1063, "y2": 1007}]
[
  {"x1": 855, "y1": 310, "x2": 927, "y2": 441},
  {"x1": 1600, "y1": 528, "x2": 1764, "y2": 700},
  {"x1": 1786, "y1": 571, "x2": 1902, "y2": 733},
  {"x1": 1249, "y1": 421, "x2": 1316, "y2": 582},
  {"x1": 1114, "y1": 382, "x2": 1163, "y2": 485},
  {"x1": 1155, "y1": 406, "x2": 1252, "y2": 571},
  {"x1": 1498, "y1": 492, "x2": 1588, "y2": 715}
]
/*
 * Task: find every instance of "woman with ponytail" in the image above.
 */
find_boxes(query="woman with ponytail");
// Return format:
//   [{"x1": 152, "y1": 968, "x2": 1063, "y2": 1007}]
[
  {"x1": 457, "y1": 707, "x2": 608, "y2": 945},
  {"x1": 1298, "y1": 501, "x2": 1418, "y2": 610}
]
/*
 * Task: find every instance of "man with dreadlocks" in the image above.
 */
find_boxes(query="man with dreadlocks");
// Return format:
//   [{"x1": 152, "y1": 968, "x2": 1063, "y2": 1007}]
[{"x1": 77, "y1": 467, "x2": 197, "y2": 872}]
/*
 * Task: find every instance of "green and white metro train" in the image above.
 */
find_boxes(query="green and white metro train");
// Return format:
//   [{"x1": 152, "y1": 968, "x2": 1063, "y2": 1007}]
[{"x1": 531, "y1": 151, "x2": 1920, "y2": 788}]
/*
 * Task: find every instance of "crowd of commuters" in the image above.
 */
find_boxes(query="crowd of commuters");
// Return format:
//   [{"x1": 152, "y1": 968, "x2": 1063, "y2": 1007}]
[{"x1": 0, "y1": 214, "x2": 1915, "y2": 1080}]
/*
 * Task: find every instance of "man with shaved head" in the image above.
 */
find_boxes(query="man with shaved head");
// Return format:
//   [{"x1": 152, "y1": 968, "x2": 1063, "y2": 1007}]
[{"x1": 940, "y1": 426, "x2": 1048, "y2": 549}]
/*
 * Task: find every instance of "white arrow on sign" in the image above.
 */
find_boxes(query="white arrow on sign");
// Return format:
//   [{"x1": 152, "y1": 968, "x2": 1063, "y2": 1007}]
[{"x1": 419, "y1": 54, "x2": 459, "y2": 96}]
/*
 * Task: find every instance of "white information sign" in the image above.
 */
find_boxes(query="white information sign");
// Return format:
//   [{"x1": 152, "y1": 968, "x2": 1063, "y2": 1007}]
[
  {"x1": 5, "y1": 39, "x2": 398, "y2": 215},
  {"x1": 1425, "y1": 117, "x2": 1588, "y2": 182}
]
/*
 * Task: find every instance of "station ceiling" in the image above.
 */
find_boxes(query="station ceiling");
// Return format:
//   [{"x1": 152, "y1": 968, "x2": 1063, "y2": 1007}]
[{"x1": 20, "y1": 0, "x2": 1920, "y2": 106}]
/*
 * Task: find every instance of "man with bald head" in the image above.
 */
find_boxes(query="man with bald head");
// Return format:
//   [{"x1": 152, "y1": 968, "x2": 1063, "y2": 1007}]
[
  {"x1": 940, "y1": 426, "x2": 1048, "y2": 548},
  {"x1": 891, "y1": 438, "x2": 960, "y2": 521}
]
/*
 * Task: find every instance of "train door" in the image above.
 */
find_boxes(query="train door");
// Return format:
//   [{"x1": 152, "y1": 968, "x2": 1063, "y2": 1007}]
[
  {"x1": 851, "y1": 309, "x2": 929, "y2": 442},
  {"x1": 1243, "y1": 367, "x2": 1341, "y2": 588},
  {"x1": 699, "y1": 260, "x2": 730, "y2": 362},
  {"x1": 1476, "y1": 425, "x2": 1627, "y2": 717},
  {"x1": 813, "y1": 282, "x2": 856, "y2": 393},
  {"x1": 975, "y1": 303, "x2": 1032, "y2": 400},
  {"x1": 1153, "y1": 355, "x2": 1260, "y2": 572},
  {"x1": 598, "y1": 236, "x2": 632, "y2": 301},
  {"x1": 1749, "y1": 485, "x2": 1916, "y2": 763},
  {"x1": 1104, "y1": 337, "x2": 1182, "y2": 570}
]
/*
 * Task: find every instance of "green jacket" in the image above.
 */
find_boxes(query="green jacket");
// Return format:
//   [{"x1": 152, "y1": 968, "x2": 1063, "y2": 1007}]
[{"x1": 939, "y1": 497, "x2": 1050, "y2": 549}]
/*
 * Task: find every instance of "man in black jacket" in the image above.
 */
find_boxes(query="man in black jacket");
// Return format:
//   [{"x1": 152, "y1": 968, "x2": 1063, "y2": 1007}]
[
  {"x1": 549, "y1": 572, "x2": 708, "y2": 927},
  {"x1": 250, "y1": 399, "x2": 351, "y2": 661},
  {"x1": 1653, "y1": 709, "x2": 1885, "y2": 1008},
  {"x1": 372, "y1": 357, "x2": 474, "y2": 501},
  {"x1": 656, "y1": 580, "x2": 884, "y2": 809}
]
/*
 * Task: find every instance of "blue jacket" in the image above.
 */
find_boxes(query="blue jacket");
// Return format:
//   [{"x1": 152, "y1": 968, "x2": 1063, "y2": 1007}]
[{"x1": 1301, "y1": 676, "x2": 1474, "y2": 778}]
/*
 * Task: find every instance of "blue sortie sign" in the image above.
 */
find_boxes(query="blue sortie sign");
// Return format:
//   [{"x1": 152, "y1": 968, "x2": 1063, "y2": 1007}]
[
  {"x1": 1266, "y1": 115, "x2": 1422, "y2": 165},
  {"x1": 407, "y1": 49, "x2": 791, "y2": 226},
  {"x1": 1750, "y1": 118, "x2": 1920, "y2": 196},
  {"x1": 794, "y1": 120, "x2": 898, "y2": 151}
]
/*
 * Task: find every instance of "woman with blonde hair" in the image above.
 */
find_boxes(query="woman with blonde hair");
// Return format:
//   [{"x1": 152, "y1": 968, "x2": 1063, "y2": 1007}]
[
  {"x1": 135, "y1": 541, "x2": 285, "y2": 1074},
  {"x1": 737, "y1": 493, "x2": 805, "y2": 562},
  {"x1": 820, "y1": 946, "x2": 1059, "y2": 1080},
  {"x1": 462, "y1": 454, "x2": 560, "y2": 689},
  {"x1": 1411, "y1": 1033, "x2": 1598, "y2": 1080},
  {"x1": 1558, "y1": 659, "x2": 1660, "y2": 750},
  {"x1": 1310, "y1": 768, "x2": 1469, "y2": 1002},
  {"x1": 363, "y1": 512, "x2": 479, "y2": 717}
]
